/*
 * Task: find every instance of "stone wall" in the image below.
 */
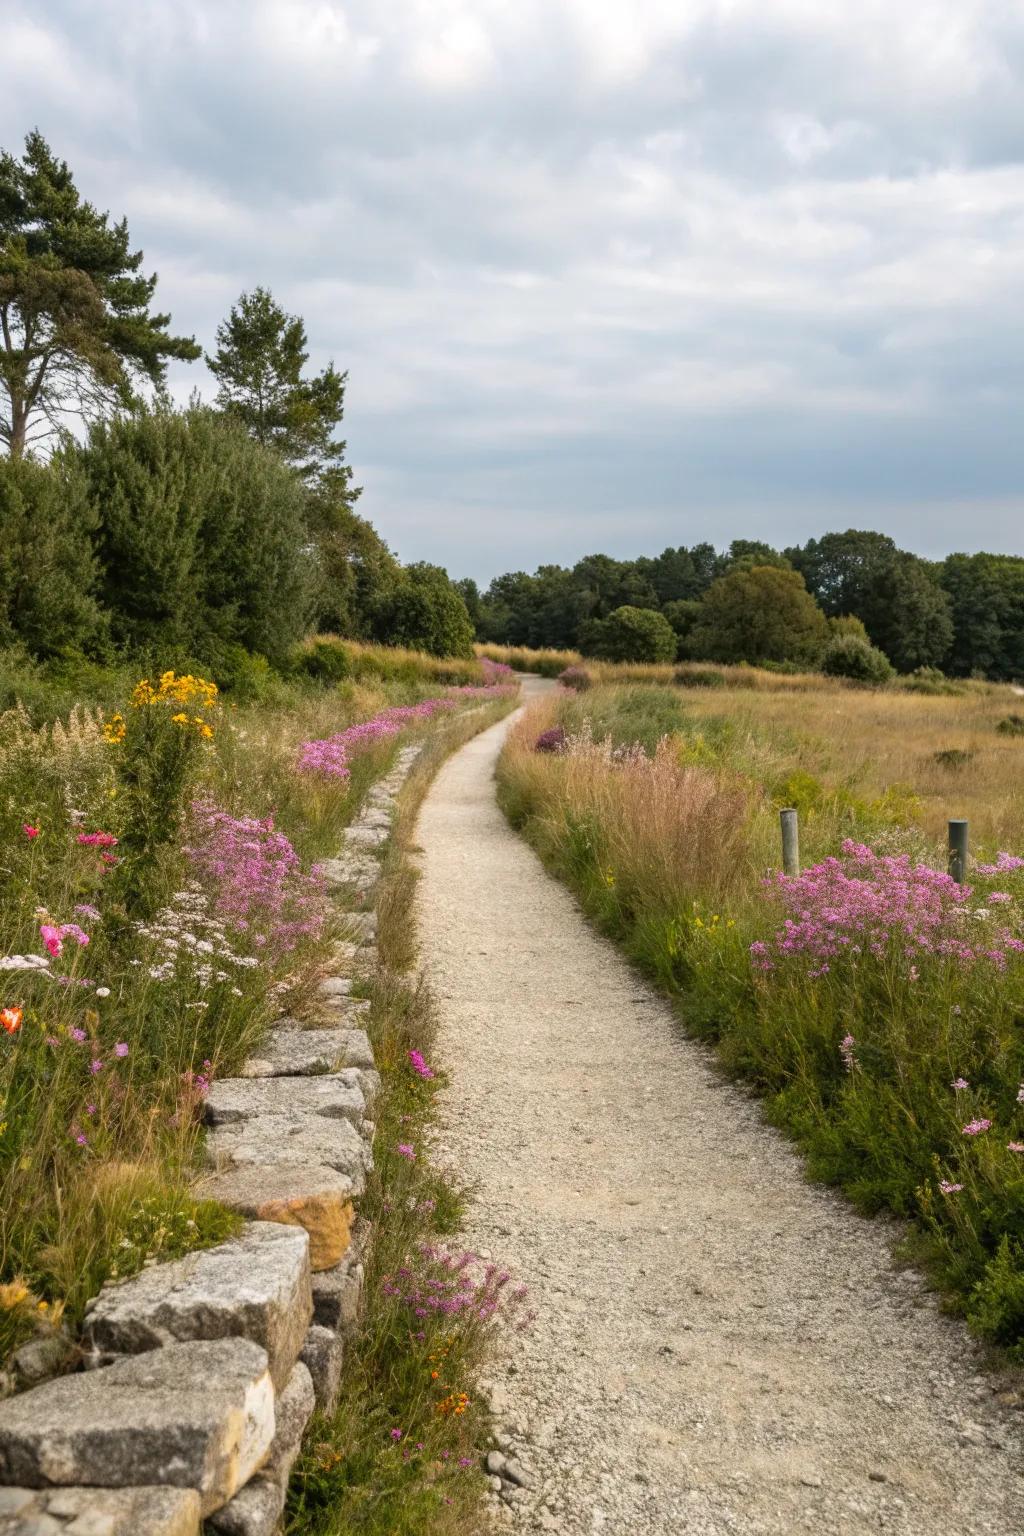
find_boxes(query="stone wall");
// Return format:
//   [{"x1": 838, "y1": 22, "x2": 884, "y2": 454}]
[{"x1": 0, "y1": 745, "x2": 423, "y2": 1536}]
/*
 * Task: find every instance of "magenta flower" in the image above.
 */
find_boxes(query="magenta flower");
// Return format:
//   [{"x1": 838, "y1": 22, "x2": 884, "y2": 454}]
[
  {"x1": 40, "y1": 923, "x2": 63, "y2": 958},
  {"x1": 939, "y1": 1180, "x2": 964, "y2": 1194},
  {"x1": 397, "y1": 1143, "x2": 416, "y2": 1161},
  {"x1": 68, "y1": 1027, "x2": 86, "y2": 1043},
  {"x1": 76, "y1": 831, "x2": 118, "y2": 848},
  {"x1": 408, "y1": 1049, "x2": 435, "y2": 1080},
  {"x1": 951, "y1": 1078, "x2": 970, "y2": 1091},
  {"x1": 89, "y1": 1059, "x2": 104, "y2": 1075},
  {"x1": 114, "y1": 1041, "x2": 129, "y2": 1057},
  {"x1": 961, "y1": 1118, "x2": 992, "y2": 1137},
  {"x1": 390, "y1": 1428, "x2": 403, "y2": 1441}
]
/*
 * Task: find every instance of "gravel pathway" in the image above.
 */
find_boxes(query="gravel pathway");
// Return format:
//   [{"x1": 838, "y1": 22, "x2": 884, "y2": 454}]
[{"x1": 414, "y1": 688, "x2": 1024, "y2": 1535}]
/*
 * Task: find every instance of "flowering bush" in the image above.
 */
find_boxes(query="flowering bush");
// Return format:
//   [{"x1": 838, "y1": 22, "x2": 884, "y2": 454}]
[
  {"x1": 750, "y1": 840, "x2": 1022, "y2": 977},
  {"x1": 185, "y1": 800, "x2": 326, "y2": 958},
  {"x1": 108, "y1": 671, "x2": 220, "y2": 912}
]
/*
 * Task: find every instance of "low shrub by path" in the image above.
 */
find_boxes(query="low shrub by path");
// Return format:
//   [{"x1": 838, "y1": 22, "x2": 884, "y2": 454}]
[{"x1": 499, "y1": 684, "x2": 1024, "y2": 1362}]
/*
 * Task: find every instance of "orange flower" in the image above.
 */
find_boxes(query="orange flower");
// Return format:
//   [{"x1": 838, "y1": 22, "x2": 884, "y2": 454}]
[{"x1": 1, "y1": 1006, "x2": 23, "y2": 1035}]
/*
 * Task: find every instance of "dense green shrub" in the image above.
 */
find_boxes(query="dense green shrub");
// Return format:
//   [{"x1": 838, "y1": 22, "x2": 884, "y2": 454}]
[
  {"x1": 0, "y1": 456, "x2": 106, "y2": 657},
  {"x1": 371, "y1": 563, "x2": 475, "y2": 658},
  {"x1": 821, "y1": 635, "x2": 895, "y2": 684},
  {"x1": 75, "y1": 404, "x2": 314, "y2": 666},
  {"x1": 206, "y1": 642, "x2": 274, "y2": 702},
  {"x1": 296, "y1": 638, "x2": 352, "y2": 684},
  {"x1": 580, "y1": 605, "x2": 677, "y2": 663},
  {"x1": 900, "y1": 666, "x2": 965, "y2": 696},
  {"x1": 688, "y1": 566, "x2": 829, "y2": 667}
]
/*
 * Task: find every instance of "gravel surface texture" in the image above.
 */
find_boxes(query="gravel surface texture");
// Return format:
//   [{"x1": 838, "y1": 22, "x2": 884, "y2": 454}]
[{"x1": 414, "y1": 683, "x2": 1024, "y2": 1535}]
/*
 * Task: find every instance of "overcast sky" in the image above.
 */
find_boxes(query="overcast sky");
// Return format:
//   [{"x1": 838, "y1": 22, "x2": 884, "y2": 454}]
[{"x1": 3, "y1": 1, "x2": 1023, "y2": 582}]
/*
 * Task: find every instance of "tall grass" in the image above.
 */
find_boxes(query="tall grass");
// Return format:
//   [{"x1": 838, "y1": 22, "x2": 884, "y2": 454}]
[{"x1": 499, "y1": 684, "x2": 1024, "y2": 1360}]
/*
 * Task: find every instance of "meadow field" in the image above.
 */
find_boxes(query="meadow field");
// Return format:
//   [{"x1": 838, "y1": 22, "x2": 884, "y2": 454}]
[
  {"x1": 0, "y1": 641, "x2": 512, "y2": 1376},
  {"x1": 499, "y1": 661, "x2": 1024, "y2": 1357}
]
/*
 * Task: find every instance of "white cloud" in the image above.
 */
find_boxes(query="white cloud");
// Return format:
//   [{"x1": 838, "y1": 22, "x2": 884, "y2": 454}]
[{"x1": 2, "y1": 0, "x2": 1024, "y2": 578}]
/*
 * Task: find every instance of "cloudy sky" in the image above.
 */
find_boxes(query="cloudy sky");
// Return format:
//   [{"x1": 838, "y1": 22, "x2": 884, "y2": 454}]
[{"x1": 3, "y1": 1, "x2": 1023, "y2": 581}]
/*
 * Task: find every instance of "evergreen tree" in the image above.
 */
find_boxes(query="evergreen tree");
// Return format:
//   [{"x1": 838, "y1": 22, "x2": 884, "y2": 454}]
[
  {"x1": 206, "y1": 286, "x2": 359, "y2": 495},
  {"x1": 77, "y1": 403, "x2": 313, "y2": 664},
  {"x1": 0, "y1": 131, "x2": 199, "y2": 458},
  {"x1": 0, "y1": 454, "x2": 105, "y2": 654}
]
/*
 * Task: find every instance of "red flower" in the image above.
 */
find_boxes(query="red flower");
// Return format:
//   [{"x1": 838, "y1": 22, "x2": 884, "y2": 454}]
[
  {"x1": 22, "y1": 825, "x2": 40, "y2": 839},
  {"x1": 1, "y1": 1006, "x2": 23, "y2": 1034}
]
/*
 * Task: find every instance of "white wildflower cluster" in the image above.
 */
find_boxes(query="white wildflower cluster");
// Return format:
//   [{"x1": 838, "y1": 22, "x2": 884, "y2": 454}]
[
  {"x1": 132, "y1": 883, "x2": 258, "y2": 994},
  {"x1": 0, "y1": 953, "x2": 51, "y2": 974}
]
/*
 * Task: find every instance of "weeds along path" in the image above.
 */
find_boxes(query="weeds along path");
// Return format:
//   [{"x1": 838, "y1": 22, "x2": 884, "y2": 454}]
[{"x1": 414, "y1": 684, "x2": 1024, "y2": 1536}]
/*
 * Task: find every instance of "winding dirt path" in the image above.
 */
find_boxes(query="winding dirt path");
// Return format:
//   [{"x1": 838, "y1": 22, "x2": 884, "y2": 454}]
[{"x1": 415, "y1": 686, "x2": 1024, "y2": 1536}]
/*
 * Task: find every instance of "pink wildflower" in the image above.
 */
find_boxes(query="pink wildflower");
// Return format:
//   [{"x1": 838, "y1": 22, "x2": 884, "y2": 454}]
[
  {"x1": 409, "y1": 1049, "x2": 435, "y2": 1080},
  {"x1": 1007, "y1": 1143, "x2": 1024, "y2": 1154},
  {"x1": 76, "y1": 831, "x2": 118, "y2": 848},
  {"x1": 939, "y1": 1180, "x2": 964, "y2": 1194},
  {"x1": 89, "y1": 1059, "x2": 103, "y2": 1075},
  {"x1": 39, "y1": 923, "x2": 63, "y2": 958},
  {"x1": 114, "y1": 1041, "x2": 129, "y2": 1057},
  {"x1": 22, "y1": 824, "x2": 40, "y2": 839},
  {"x1": 397, "y1": 1143, "x2": 417, "y2": 1160},
  {"x1": 961, "y1": 1118, "x2": 992, "y2": 1137},
  {"x1": 951, "y1": 1078, "x2": 970, "y2": 1091}
]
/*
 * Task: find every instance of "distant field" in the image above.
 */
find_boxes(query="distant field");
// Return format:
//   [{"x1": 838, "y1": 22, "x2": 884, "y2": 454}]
[{"x1": 482, "y1": 642, "x2": 1024, "y2": 855}]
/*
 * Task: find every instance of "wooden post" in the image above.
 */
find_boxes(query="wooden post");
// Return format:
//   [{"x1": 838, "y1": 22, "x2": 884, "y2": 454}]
[
  {"x1": 780, "y1": 808, "x2": 800, "y2": 877},
  {"x1": 948, "y1": 819, "x2": 969, "y2": 884}
]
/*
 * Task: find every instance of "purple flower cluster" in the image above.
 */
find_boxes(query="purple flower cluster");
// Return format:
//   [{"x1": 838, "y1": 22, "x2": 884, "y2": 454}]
[
  {"x1": 480, "y1": 657, "x2": 514, "y2": 682},
  {"x1": 751, "y1": 839, "x2": 1022, "y2": 976},
  {"x1": 534, "y1": 726, "x2": 567, "y2": 754},
  {"x1": 409, "y1": 1049, "x2": 435, "y2": 1079},
  {"x1": 298, "y1": 700, "x2": 457, "y2": 779},
  {"x1": 381, "y1": 1243, "x2": 529, "y2": 1327},
  {"x1": 976, "y1": 852, "x2": 1024, "y2": 875},
  {"x1": 185, "y1": 799, "x2": 326, "y2": 957},
  {"x1": 297, "y1": 684, "x2": 515, "y2": 780}
]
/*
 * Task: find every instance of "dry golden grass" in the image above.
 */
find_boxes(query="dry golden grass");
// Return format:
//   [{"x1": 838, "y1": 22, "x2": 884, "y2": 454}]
[
  {"x1": 668, "y1": 679, "x2": 1024, "y2": 851},
  {"x1": 502, "y1": 695, "x2": 751, "y2": 903}
]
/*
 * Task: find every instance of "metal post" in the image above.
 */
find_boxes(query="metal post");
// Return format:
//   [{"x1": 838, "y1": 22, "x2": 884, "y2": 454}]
[
  {"x1": 780, "y1": 808, "x2": 800, "y2": 877},
  {"x1": 948, "y1": 819, "x2": 969, "y2": 884}
]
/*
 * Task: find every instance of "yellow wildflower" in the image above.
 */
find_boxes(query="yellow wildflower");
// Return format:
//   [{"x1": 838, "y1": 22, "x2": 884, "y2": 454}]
[{"x1": 102, "y1": 713, "x2": 127, "y2": 744}]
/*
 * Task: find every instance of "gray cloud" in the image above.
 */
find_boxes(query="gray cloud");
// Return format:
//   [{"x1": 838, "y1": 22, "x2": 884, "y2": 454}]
[{"x1": 2, "y1": 0, "x2": 1023, "y2": 581}]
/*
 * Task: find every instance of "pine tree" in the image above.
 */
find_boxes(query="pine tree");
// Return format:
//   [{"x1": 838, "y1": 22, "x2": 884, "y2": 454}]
[
  {"x1": 0, "y1": 131, "x2": 199, "y2": 458},
  {"x1": 206, "y1": 286, "x2": 360, "y2": 496}
]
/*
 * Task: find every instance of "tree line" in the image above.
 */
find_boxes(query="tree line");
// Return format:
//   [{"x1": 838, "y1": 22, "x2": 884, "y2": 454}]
[
  {"x1": 0, "y1": 131, "x2": 474, "y2": 666},
  {"x1": 460, "y1": 533, "x2": 1024, "y2": 679}
]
